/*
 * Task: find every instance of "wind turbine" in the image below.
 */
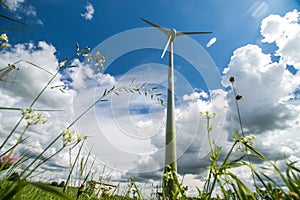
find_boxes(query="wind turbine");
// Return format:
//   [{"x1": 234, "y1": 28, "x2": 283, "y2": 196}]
[{"x1": 141, "y1": 18, "x2": 212, "y2": 198}]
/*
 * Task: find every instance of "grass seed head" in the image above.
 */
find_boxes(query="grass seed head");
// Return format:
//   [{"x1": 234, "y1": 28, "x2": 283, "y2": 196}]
[
  {"x1": 235, "y1": 95, "x2": 243, "y2": 100},
  {"x1": 62, "y1": 129, "x2": 75, "y2": 146},
  {"x1": 22, "y1": 108, "x2": 48, "y2": 125}
]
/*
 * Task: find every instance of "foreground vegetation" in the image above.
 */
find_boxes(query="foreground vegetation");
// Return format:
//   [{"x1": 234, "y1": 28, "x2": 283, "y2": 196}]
[{"x1": 3, "y1": 183, "x2": 134, "y2": 200}]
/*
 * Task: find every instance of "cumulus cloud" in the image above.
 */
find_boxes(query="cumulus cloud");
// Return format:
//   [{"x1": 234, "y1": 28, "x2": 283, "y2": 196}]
[
  {"x1": 222, "y1": 43, "x2": 299, "y2": 133},
  {"x1": 0, "y1": 41, "x2": 75, "y2": 108},
  {"x1": 261, "y1": 9, "x2": 300, "y2": 70},
  {"x1": 81, "y1": 2, "x2": 95, "y2": 20},
  {"x1": 183, "y1": 90, "x2": 209, "y2": 100},
  {"x1": 221, "y1": 10, "x2": 300, "y2": 173},
  {"x1": 2, "y1": 0, "x2": 25, "y2": 11}
]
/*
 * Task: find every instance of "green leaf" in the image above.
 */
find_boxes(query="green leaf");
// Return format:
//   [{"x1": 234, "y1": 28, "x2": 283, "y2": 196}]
[
  {"x1": 14, "y1": 60, "x2": 54, "y2": 75},
  {"x1": 108, "y1": 85, "x2": 115, "y2": 93},
  {"x1": 59, "y1": 58, "x2": 68, "y2": 68},
  {"x1": 228, "y1": 172, "x2": 256, "y2": 199},
  {"x1": 0, "y1": 180, "x2": 28, "y2": 200},
  {"x1": 160, "y1": 99, "x2": 165, "y2": 106},
  {"x1": 141, "y1": 82, "x2": 147, "y2": 88},
  {"x1": 30, "y1": 181, "x2": 72, "y2": 200},
  {"x1": 103, "y1": 89, "x2": 107, "y2": 96},
  {"x1": 0, "y1": 107, "x2": 63, "y2": 112},
  {"x1": 67, "y1": 65, "x2": 77, "y2": 68},
  {"x1": 130, "y1": 78, "x2": 136, "y2": 87},
  {"x1": 233, "y1": 129, "x2": 240, "y2": 138},
  {"x1": 0, "y1": 106, "x2": 22, "y2": 111},
  {"x1": 0, "y1": 14, "x2": 28, "y2": 26}
]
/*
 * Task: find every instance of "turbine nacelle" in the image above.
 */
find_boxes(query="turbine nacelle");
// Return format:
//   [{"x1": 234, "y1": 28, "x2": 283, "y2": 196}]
[
  {"x1": 169, "y1": 28, "x2": 177, "y2": 42},
  {"x1": 141, "y1": 18, "x2": 212, "y2": 58}
]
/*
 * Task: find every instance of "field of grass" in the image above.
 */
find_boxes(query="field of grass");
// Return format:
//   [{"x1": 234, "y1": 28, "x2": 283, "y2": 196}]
[
  {"x1": 10, "y1": 183, "x2": 133, "y2": 200},
  {"x1": 14, "y1": 184, "x2": 76, "y2": 200}
]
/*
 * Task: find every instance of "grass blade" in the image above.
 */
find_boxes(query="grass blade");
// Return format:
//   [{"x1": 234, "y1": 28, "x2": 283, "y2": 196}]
[
  {"x1": 30, "y1": 181, "x2": 72, "y2": 200},
  {"x1": 0, "y1": 14, "x2": 28, "y2": 26}
]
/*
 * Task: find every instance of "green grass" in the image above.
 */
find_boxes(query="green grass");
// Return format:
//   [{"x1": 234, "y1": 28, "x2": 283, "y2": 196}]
[
  {"x1": 10, "y1": 183, "x2": 134, "y2": 200},
  {"x1": 13, "y1": 184, "x2": 75, "y2": 200}
]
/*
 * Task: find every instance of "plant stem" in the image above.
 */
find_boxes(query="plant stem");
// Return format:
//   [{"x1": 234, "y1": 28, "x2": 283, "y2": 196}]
[
  {"x1": 231, "y1": 82, "x2": 244, "y2": 137},
  {"x1": 231, "y1": 80, "x2": 257, "y2": 189},
  {"x1": 63, "y1": 140, "x2": 85, "y2": 192},
  {"x1": 208, "y1": 141, "x2": 238, "y2": 199}
]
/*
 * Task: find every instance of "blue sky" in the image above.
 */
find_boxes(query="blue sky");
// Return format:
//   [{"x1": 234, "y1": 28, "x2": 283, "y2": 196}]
[
  {"x1": 3, "y1": 0, "x2": 299, "y2": 69},
  {"x1": 1, "y1": 0, "x2": 300, "y2": 197}
]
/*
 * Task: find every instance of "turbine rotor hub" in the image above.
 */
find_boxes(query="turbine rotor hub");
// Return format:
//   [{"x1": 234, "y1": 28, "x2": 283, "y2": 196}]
[{"x1": 169, "y1": 28, "x2": 177, "y2": 41}]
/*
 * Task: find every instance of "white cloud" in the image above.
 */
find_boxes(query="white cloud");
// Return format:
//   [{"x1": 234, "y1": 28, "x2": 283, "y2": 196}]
[
  {"x1": 2, "y1": 0, "x2": 40, "y2": 23},
  {"x1": 223, "y1": 44, "x2": 299, "y2": 133},
  {"x1": 0, "y1": 41, "x2": 75, "y2": 108},
  {"x1": 206, "y1": 37, "x2": 217, "y2": 48},
  {"x1": 261, "y1": 9, "x2": 300, "y2": 70},
  {"x1": 81, "y1": 2, "x2": 95, "y2": 20},
  {"x1": 135, "y1": 119, "x2": 153, "y2": 128},
  {"x1": 183, "y1": 90, "x2": 209, "y2": 101},
  {"x1": 2, "y1": 0, "x2": 25, "y2": 11},
  {"x1": 98, "y1": 73, "x2": 116, "y2": 86}
]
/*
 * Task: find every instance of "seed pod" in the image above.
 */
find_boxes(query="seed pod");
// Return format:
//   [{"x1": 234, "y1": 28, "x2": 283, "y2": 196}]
[
  {"x1": 229, "y1": 76, "x2": 235, "y2": 83},
  {"x1": 236, "y1": 95, "x2": 243, "y2": 100}
]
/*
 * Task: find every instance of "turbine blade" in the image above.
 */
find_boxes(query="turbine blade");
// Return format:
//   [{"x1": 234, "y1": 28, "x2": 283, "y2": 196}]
[
  {"x1": 140, "y1": 18, "x2": 168, "y2": 35},
  {"x1": 161, "y1": 35, "x2": 172, "y2": 58},
  {"x1": 177, "y1": 31, "x2": 212, "y2": 36}
]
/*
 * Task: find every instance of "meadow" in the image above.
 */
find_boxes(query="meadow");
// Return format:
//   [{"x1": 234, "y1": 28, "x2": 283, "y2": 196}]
[{"x1": 1, "y1": 7, "x2": 300, "y2": 200}]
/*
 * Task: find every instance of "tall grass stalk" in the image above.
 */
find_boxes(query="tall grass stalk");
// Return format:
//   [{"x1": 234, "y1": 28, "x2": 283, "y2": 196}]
[
  {"x1": 229, "y1": 76, "x2": 257, "y2": 189},
  {"x1": 63, "y1": 140, "x2": 85, "y2": 192}
]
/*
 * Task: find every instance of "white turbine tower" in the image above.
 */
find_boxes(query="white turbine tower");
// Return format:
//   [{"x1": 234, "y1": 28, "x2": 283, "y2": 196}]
[{"x1": 141, "y1": 18, "x2": 212, "y2": 198}]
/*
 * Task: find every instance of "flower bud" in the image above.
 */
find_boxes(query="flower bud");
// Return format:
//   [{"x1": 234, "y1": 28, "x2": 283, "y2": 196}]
[{"x1": 236, "y1": 95, "x2": 243, "y2": 100}]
